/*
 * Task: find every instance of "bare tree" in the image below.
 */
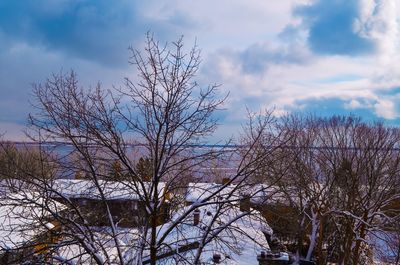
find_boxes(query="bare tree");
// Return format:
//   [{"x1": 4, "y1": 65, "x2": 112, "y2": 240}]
[
  {"x1": 0, "y1": 34, "x2": 281, "y2": 265},
  {"x1": 315, "y1": 116, "x2": 400, "y2": 264},
  {"x1": 0, "y1": 142, "x2": 55, "y2": 181},
  {"x1": 257, "y1": 115, "x2": 334, "y2": 263},
  {"x1": 255, "y1": 115, "x2": 400, "y2": 264}
]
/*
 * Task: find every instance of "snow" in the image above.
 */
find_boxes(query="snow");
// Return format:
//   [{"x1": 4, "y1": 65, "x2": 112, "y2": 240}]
[
  {"x1": 185, "y1": 182, "x2": 287, "y2": 206},
  {"x1": 0, "y1": 191, "x2": 65, "y2": 249},
  {"x1": 0, "y1": 181, "x2": 290, "y2": 264},
  {"x1": 54, "y1": 227, "x2": 141, "y2": 264},
  {"x1": 370, "y1": 231, "x2": 400, "y2": 263},
  {"x1": 152, "y1": 203, "x2": 275, "y2": 264},
  {"x1": 52, "y1": 179, "x2": 166, "y2": 201},
  {"x1": 185, "y1": 183, "x2": 237, "y2": 203}
]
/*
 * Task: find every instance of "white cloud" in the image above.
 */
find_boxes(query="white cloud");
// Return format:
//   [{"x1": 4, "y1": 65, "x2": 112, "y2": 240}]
[
  {"x1": 345, "y1": 99, "x2": 363, "y2": 109},
  {"x1": 357, "y1": 0, "x2": 400, "y2": 62},
  {"x1": 196, "y1": 0, "x2": 400, "y2": 125},
  {"x1": 150, "y1": 0, "x2": 303, "y2": 49},
  {"x1": 374, "y1": 98, "x2": 398, "y2": 119}
]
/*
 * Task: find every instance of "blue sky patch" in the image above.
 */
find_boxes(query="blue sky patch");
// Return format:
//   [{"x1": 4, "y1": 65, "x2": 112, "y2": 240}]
[{"x1": 295, "y1": 0, "x2": 375, "y2": 55}]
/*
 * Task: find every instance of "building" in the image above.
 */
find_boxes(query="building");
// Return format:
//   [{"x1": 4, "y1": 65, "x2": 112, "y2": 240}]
[
  {"x1": 51, "y1": 179, "x2": 170, "y2": 227},
  {"x1": 0, "y1": 192, "x2": 63, "y2": 264}
]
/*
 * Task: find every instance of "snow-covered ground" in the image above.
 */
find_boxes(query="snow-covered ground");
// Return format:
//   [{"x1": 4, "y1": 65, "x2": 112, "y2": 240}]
[{"x1": 370, "y1": 231, "x2": 400, "y2": 264}]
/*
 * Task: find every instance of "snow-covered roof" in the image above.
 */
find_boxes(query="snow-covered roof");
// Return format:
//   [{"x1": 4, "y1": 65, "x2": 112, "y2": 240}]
[
  {"x1": 0, "y1": 192, "x2": 65, "y2": 249},
  {"x1": 0, "y1": 179, "x2": 30, "y2": 198},
  {"x1": 52, "y1": 179, "x2": 166, "y2": 201},
  {"x1": 185, "y1": 182, "x2": 279, "y2": 205},
  {"x1": 185, "y1": 183, "x2": 237, "y2": 203},
  {"x1": 55, "y1": 227, "x2": 142, "y2": 264},
  {"x1": 152, "y1": 203, "x2": 274, "y2": 264}
]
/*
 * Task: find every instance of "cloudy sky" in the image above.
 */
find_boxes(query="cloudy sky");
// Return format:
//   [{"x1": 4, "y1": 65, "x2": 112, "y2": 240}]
[{"x1": 1, "y1": 0, "x2": 400, "y2": 141}]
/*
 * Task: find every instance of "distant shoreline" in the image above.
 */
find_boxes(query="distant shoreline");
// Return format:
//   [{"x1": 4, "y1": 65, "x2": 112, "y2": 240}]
[{"x1": 6, "y1": 141, "x2": 240, "y2": 148}]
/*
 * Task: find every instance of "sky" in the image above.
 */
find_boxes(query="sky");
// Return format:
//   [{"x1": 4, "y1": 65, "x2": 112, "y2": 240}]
[{"x1": 1, "y1": 0, "x2": 400, "y2": 141}]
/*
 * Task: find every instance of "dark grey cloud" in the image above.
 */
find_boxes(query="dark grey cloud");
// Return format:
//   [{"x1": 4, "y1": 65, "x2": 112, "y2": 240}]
[
  {"x1": 0, "y1": 0, "x2": 198, "y2": 135},
  {"x1": 294, "y1": 0, "x2": 375, "y2": 55},
  {"x1": 0, "y1": 0, "x2": 194, "y2": 67},
  {"x1": 239, "y1": 42, "x2": 310, "y2": 74}
]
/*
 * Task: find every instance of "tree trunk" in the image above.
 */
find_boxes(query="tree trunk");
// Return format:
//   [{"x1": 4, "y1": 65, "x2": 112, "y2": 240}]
[
  {"x1": 150, "y1": 214, "x2": 157, "y2": 265},
  {"x1": 342, "y1": 221, "x2": 354, "y2": 265},
  {"x1": 315, "y1": 215, "x2": 325, "y2": 265},
  {"x1": 352, "y1": 212, "x2": 368, "y2": 265},
  {"x1": 306, "y1": 209, "x2": 319, "y2": 261},
  {"x1": 296, "y1": 214, "x2": 306, "y2": 262}
]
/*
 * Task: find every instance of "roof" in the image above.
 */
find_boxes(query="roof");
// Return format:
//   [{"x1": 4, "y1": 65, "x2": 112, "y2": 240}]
[
  {"x1": 0, "y1": 192, "x2": 65, "y2": 249},
  {"x1": 185, "y1": 182, "x2": 279, "y2": 205},
  {"x1": 152, "y1": 203, "x2": 274, "y2": 264},
  {"x1": 185, "y1": 182, "x2": 237, "y2": 203},
  {"x1": 51, "y1": 179, "x2": 166, "y2": 201}
]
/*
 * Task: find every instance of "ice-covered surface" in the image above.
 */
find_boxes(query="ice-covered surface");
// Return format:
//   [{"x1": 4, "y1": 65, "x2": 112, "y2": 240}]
[
  {"x1": 52, "y1": 179, "x2": 166, "y2": 200},
  {"x1": 0, "y1": 192, "x2": 65, "y2": 249}
]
